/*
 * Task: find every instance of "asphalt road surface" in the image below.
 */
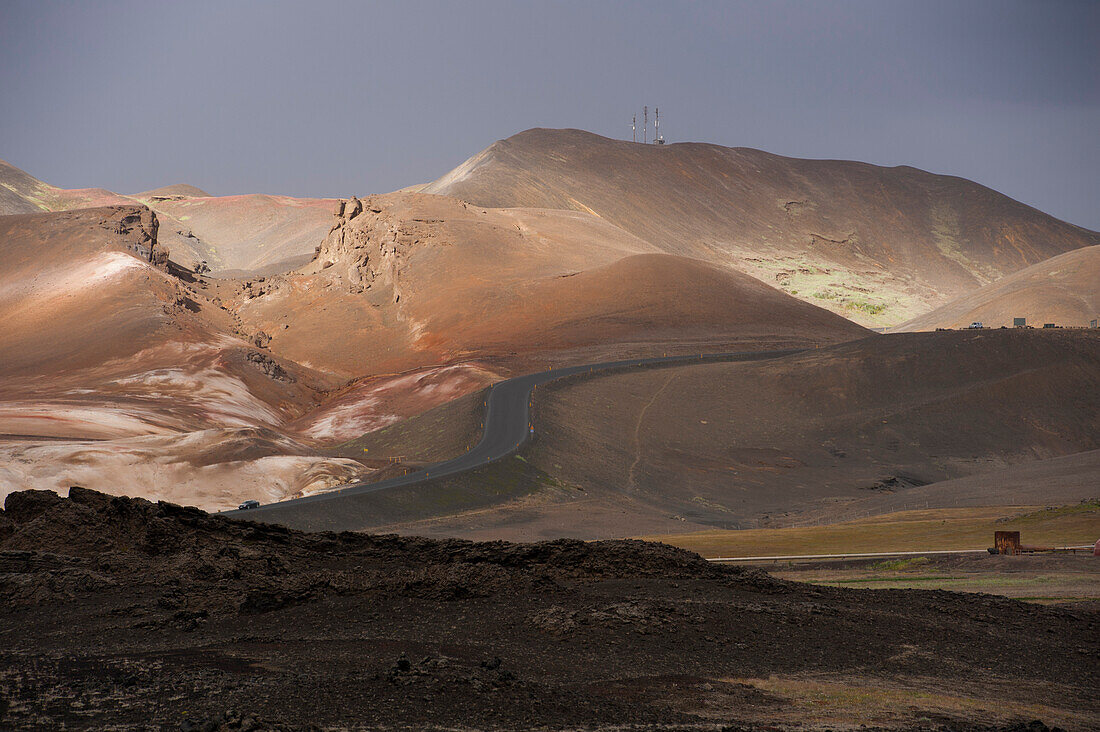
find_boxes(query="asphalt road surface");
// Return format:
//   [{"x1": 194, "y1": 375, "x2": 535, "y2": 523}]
[{"x1": 228, "y1": 348, "x2": 802, "y2": 528}]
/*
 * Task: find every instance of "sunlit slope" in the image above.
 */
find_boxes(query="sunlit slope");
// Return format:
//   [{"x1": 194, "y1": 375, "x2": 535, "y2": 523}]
[
  {"x1": 235, "y1": 192, "x2": 870, "y2": 378},
  {"x1": 1, "y1": 159, "x2": 336, "y2": 277},
  {"x1": 424, "y1": 129, "x2": 1100, "y2": 326},
  {"x1": 895, "y1": 244, "x2": 1100, "y2": 331},
  {"x1": 140, "y1": 193, "x2": 337, "y2": 276},
  {"x1": 0, "y1": 207, "x2": 367, "y2": 509},
  {"x1": 0, "y1": 159, "x2": 133, "y2": 215}
]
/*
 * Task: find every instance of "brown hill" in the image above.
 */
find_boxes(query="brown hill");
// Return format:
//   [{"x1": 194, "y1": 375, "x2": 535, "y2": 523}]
[
  {"x1": 1, "y1": 159, "x2": 333, "y2": 277},
  {"x1": 0, "y1": 159, "x2": 133, "y2": 215},
  {"x1": 139, "y1": 193, "x2": 337, "y2": 276},
  {"x1": 134, "y1": 183, "x2": 212, "y2": 198},
  {"x1": 236, "y1": 192, "x2": 869, "y2": 380},
  {"x1": 0, "y1": 207, "x2": 368, "y2": 509},
  {"x1": 895, "y1": 244, "x2": 1100, "y2": 331},
  {"x1": 0, "y1": 194, "x2": 868, "y2": 511},
  {"x1": 424, "y1": 129, "x2": 1100, "y2": 326},
  {"x1": 363, "y1": 330, "x2": 1100, "y2": 541}
]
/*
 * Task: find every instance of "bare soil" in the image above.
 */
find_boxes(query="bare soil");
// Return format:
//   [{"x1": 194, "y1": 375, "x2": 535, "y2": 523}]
[{"x1": 1, "y1": 488, "x2": 1096, "y2": 730}]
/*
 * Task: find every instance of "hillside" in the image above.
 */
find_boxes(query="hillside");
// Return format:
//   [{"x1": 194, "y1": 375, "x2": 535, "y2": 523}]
[
  {"x1": 1, "y1": 159, "x2": 336, "y2": 277},
  {"x1": 0, "y1": 207, "x2": 369, "y2": 508},
  {"x1": 358, "y1": 330, "x2": 1100, "y2": 541},
  {"x1": 0, "y1": 191, "x2": 869, "y2": 511},
  {"x1": 424, "y1": 129, "x2": 1100, "y2": 326},
  {"x1": 138, "y1": 193, "x2": 337, "y2": 276},
  {"x1": 235, "y1": 192, "x2": 869, "y2": 381},
  {"x1": 896, "y1": 244, "x2": 1100, "y2": 331},
  {"x1": 0, "y1": 159, "x2": 133, "y2": 215}
]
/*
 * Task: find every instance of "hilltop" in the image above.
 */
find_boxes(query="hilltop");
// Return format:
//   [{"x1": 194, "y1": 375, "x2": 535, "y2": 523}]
[{"x1": 425, "y1": 129, "x2": 1100, "y2": 326}]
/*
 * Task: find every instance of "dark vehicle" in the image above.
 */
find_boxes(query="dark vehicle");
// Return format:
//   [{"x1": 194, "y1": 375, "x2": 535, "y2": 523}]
[{"x1": 238, "y1": 500, "x2": 260, "y2": 510}]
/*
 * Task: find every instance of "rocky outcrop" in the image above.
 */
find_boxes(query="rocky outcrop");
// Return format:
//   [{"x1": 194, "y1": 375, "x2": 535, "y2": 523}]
[
  {"x1": 104, "y1": 205, "x2": 170, "y2": 269},
  {"x1": 306, "y1": 195, "x2": 435, "y2": 300}
]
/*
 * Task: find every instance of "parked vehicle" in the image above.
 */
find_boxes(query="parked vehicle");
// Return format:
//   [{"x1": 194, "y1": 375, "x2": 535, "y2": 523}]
[
  {"x1": 967, "y1": 322, "x2": 984, "y2": 329},
  {"x1": 238, "y1": 499, "x2": 260, "y2": 510}
]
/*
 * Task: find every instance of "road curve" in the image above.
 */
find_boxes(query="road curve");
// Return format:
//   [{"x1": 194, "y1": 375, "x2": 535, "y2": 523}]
[{"x1": 227, "y1": 348, "x2": 803, "y2": 528}]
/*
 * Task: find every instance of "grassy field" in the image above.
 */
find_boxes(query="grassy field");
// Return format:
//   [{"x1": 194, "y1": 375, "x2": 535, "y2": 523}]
[
  {"x1": 640, "y1": 501, "x2": 1100, "y2": 558},
  {"x1": 641, "y1": 501, "x2": 1099, "y2": 603}
]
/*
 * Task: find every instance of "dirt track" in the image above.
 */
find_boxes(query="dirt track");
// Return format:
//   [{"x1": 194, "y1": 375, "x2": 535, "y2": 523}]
[{"x1": 1, "y1": 488, "x2": 1096, "y2": 730}]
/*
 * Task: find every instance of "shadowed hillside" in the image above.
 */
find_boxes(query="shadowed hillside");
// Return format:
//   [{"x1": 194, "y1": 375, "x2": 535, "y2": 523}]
[
  {"x1": 362, "y1": 330, "x2": 1100, "y2": 541},
  {"x1": 424, "y1": 129, "x2": 1100, "y2": 326}
]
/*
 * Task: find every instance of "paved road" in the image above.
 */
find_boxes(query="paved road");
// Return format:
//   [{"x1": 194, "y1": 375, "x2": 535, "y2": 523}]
[{"x1": 227, "y1": 348, "x2": 802, "y2": 528}]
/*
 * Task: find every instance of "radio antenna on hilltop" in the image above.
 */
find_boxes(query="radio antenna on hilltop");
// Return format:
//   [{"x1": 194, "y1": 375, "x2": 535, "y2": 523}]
[
  {"x1": 632, "y1": 114, "x2": 636, "y2": 143},
  {"x1": 654, "y1": 107, "x2": 664, "y2": 144},
  {"x1": 643, "y1": 106, "x2": 648, "y2": 144}
]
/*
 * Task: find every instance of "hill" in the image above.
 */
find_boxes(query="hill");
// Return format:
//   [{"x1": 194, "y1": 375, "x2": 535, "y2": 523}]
[
  {"x1": 235, "y1": 192, "x2": 869, "y2": 381},
  {"x1": 0, "y1": 159, "x2": 133, "y2": 215},
  {"x1": 134, "y1": 183, "x2": 212, "y2": 198},
  {"x1": 356, "y1": 330, "x2": 1100, "y2": 541},
  {"x1": 141, "y1": 193, "x2": 337, "y2": 276},
  {"x1": 0, "y1": 194, "x2": 869, "y2": 511},
  {"x1": 424, "y1": 129, "x2": 1100, "y2": 326},
  {"x1": 0, "y1": 207, "x2": 369, "y2": 508},
  {"x1": 1, "y1": 159, "x2": 335, "y2": 277},
  {"x1": 895, "y1": 244, "x2": 1100, "y2": 331}
]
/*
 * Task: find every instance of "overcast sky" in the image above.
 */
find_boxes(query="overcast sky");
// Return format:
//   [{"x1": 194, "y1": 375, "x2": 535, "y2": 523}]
[{"x1": 2, "y1": 1, "x2": 1097, "y2": 229}]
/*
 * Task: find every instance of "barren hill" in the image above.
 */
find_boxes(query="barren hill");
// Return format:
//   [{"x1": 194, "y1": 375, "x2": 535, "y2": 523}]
[
  {"x1": 424, "y1": 129, "x2": 1100, "y2": 326},
  {"x1": 0, "y1": 159, "x2": 133, "y2": 215},
  {"x1": 135, "y1": 183, "x2": 212, "y2": 198},
  {"x1": 0, "y1": 207, "x2": 370, "y2": 508},
  {"x1": 365, "y1": 330, "x2": 1100, "y2": 541},
  {"x1": 236, "y1": 192, "x2": 868, "y2": 380},
  {"x1": 139, "y1": 193, "x2": 337, "y2": 276},
  {"x1": 1, "y1": 159, "x2": 335, "y2": 277},
  {"x1": 895, "y1": 244, "x2": 1100, "y2": 331},
  {"x1": 0, "y1": 193, "x2": 869, "y2": 511}
]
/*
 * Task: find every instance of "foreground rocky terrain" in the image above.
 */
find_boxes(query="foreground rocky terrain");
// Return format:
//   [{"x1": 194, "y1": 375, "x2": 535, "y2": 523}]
[{"x1": 1, "y1": 488, "x2": 1096, "y2": 730}]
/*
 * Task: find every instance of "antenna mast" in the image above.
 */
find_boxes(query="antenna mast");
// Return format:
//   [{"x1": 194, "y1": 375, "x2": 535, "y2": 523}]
[
  {"x1": 655, "y1": 107, "x2": 659, "y2": 144},
  {"x1": 643, "y1": 106, "x2": 648, "y2": 144},
  {"x1": 632, "y1": 114, "x2": 636, "y2": 143}
]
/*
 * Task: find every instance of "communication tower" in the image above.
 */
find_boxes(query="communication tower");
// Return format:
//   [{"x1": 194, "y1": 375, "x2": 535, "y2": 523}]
[
  {"x1": 643, "y1": 106, "x2": 648, "y2": 144},
  {"x1": 632, "y1": 114, "x2": 636, "y2": 143},
  {"x1": 654, "y1": 107, "x2": 664, "y2": 144}
]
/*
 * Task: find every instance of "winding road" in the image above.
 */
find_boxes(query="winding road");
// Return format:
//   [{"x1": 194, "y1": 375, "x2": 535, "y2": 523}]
[{"x1": 227, "y1": 348, "x2": 802, "y2": 529}]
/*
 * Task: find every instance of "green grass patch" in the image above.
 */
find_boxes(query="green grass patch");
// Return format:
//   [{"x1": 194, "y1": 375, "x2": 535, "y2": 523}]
[{"x1": 869, "y1": 556, "x2": 930, "y2": 571}]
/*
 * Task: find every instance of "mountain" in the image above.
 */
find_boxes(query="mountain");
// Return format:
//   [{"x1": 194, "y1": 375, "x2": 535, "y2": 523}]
[
  {"x1": 895, "y1": 244, "x2": 1100, "y2": 331},
  {"x1": 423, "y1": 129, "x2": 1100, "y2": 326}
]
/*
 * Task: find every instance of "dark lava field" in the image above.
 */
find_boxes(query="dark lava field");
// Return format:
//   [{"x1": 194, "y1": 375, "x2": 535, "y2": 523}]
[{"x1": 1, "y1": 488, "x2": 1096, "y2": 730}]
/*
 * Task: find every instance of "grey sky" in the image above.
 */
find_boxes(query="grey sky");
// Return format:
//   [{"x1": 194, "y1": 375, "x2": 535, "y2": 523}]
[{"x1": 2, "y1": 0, "x2": 1097, "y2": 229}]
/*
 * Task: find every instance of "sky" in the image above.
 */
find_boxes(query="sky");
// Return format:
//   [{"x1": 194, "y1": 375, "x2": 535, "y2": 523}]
[{"x1": 2, "y1": 0, "x2": 1098, "y2": 230}]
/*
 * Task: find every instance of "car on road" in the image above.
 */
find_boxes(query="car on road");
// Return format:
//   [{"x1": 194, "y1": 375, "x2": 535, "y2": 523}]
[
  {"x1": 238, "y1": 500, "x2": 260, "y2": 510},
  {"x1": 967, "y1": 321, "x2": 984, "y2": 329}
]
